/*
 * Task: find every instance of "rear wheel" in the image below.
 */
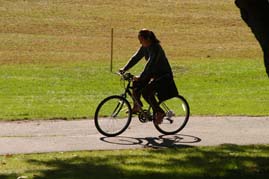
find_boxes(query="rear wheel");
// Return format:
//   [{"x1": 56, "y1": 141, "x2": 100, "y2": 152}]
[
  {"x1": 154, "y1": 95, "x2": 190, "y2": 135},
  {"x1": 94, "y1": 95, "x2": 132, "y2": 137}
]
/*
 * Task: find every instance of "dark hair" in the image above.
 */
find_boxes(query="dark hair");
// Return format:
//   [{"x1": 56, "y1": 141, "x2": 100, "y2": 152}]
[{"x1": 138, "y1": 29, "x2": 160, "y2": 44}]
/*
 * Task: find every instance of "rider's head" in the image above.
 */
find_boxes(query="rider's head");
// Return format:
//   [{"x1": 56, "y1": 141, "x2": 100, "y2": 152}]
[{"x1": 138, "y1": 29, "x2": 160, "y2": 47}]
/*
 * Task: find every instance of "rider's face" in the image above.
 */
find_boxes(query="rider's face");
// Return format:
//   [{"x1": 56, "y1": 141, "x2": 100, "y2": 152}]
[{"x1": 138, "y1": 35, "x2": 150, "y2": 47}]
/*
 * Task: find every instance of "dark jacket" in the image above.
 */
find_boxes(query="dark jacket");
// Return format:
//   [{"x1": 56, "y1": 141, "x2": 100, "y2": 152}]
[{"x1": 123, "y1": 43, "x2": 178, "y2": 101}]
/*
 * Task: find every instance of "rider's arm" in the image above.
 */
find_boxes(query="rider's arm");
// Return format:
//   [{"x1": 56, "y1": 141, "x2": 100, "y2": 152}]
[
  {"x1": 139, "y1": 44, "x2": 160, "y2": 80},
  {"x1": 122, "y1": 46, "x2": 145, "y2": 72},
  {"x1": 139, "y1": 44, "x2": 172, "y2": 80}
]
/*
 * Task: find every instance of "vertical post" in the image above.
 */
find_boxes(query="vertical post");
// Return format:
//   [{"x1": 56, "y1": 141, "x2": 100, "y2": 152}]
[{"x1": 110, "y1": 28, "x2": 114, "y2": 72}]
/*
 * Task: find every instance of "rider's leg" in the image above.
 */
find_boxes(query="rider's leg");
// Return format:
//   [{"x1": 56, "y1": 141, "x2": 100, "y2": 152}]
[
  {"x1": 142, "y1": 82, "x2": 165, "y2": 124},
  {"x1": 132, "y1": 80, "x2": 148, "y2": 113}
]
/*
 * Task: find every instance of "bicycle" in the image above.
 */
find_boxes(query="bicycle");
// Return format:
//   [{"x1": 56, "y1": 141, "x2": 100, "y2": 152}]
[{"x1": 94, "y1": 72, "x2": 190, "y2": 137}]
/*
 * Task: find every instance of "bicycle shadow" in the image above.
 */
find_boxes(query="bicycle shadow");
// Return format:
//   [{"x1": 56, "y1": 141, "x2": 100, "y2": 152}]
[{"x1": 100, "y1": 134, "x2": 201, "y2": 149}]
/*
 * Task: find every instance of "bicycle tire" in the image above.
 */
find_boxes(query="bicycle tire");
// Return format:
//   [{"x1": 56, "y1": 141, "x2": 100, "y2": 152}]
[
  {"x1": 154, "y1": 95, "x2": 190, "y2": 135},
  {"x1": 94, "y1": 95, "x2": 132, "y2": 137}
]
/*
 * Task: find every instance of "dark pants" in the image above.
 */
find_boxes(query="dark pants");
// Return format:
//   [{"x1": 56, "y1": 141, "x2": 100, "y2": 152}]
[{"x1": 133, "y1": 79, "x2": 163, "y2": 114}]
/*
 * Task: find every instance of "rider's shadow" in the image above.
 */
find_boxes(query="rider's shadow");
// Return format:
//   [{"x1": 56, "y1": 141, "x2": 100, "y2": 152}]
[{"x1": 100, "y1": 134, "x2": 201, "y2": 149}]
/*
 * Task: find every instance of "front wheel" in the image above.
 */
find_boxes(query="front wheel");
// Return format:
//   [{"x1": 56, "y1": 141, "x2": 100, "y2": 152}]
[
  {"x1": 94, "y1": 95, "x2": 132, "y2": 137},
  {"x1": 154, "y1": 95, "x2": 190, "y2": 135}
]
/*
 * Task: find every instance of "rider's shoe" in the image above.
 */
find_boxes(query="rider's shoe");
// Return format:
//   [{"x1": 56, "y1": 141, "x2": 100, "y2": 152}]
[
  {"x1": 154, "y1": 111, "x2": 165, "y2": 125},
  {"x1": 131, "y1": 105, "x2": 140, "y2": 114}
]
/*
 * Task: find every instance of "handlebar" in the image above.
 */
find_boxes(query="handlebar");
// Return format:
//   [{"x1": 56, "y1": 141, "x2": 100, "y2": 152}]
[{"x1": 118, "y1": 72, "x2": 134, "y2": 81}]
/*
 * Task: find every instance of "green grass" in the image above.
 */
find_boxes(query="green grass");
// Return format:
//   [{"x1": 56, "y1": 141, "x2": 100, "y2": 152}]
[
  {"x1": 0, "y1": 58, "x2": 268, "y2": 120},
  {"x1": 0, "y1": 61, "x2": 116, "y2": 120},
  {"x1": 174, "y1": 58, "x2": 269, "y2": 116},
  {"x1": 1, "y1": 145, "x2": 269, "y2": 179}
]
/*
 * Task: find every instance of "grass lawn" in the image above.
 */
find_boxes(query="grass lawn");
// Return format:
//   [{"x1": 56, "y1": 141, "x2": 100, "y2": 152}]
[
  {"x1": 1, "y1": 144, "x2": 269, "y2": 179},
  {"x1": 0, "y1": 58, "x2": 268, "y2": 120},
  {"x1": 0, "y1": 0, "x2": 268, "y2": 120}
]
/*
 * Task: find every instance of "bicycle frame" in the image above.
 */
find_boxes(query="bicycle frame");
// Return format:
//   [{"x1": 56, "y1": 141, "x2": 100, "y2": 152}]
[
  {"x1": 119, "y1": 74, "x2": 153, "y2": 122},
  {"x1": 120, "y1": 78, "x2": 132, "y2": 99}
]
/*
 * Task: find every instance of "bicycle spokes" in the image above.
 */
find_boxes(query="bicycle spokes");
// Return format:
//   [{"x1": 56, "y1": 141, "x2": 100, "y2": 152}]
[
  {"x1": 111, "y1": 100, "x2": 125, "y2": 117},
  {"x1": 94, "y1": 96, "x2": 132, "y2": 137},
  {"x1": 155, "y1": 96, "x2": 190, "y2": 135}
]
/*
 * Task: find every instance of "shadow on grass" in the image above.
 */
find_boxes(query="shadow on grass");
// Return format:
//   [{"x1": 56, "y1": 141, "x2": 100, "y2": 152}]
[
  {"x1": 0, "y1": 174, "x2": 17, "y2": 179},
  {"x1": 1, "y1": 144, "x2": 269, "y2": 179}
]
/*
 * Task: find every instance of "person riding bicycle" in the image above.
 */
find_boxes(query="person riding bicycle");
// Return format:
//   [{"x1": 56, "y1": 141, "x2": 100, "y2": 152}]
[{"x1": 119, "y1": 29, "x2": 178, "y2": 125}]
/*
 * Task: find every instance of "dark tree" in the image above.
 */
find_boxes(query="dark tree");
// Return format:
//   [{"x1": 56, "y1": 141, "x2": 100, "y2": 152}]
[{"x1": 235, "y1": 0, "x2": 269, "y2": 77}]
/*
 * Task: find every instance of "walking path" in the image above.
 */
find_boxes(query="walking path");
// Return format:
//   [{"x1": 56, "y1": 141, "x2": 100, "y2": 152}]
[{"x1": 0, "y1": 116, "x2": 269, "y2": 155}]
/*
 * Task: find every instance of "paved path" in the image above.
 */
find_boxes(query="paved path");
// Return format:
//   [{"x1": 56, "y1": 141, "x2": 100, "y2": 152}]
[{"x1": 0, "y1": 116, "x2": 269, "y2": 155}]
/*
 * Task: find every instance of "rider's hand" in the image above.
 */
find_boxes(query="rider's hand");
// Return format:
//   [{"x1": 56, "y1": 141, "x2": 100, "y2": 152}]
[
  {"x1": 133, "y1": 76, "x2": 140, "y2": 81},
  {"x1": 119, "y1": 68, "x2": 125, "y2": 74}
]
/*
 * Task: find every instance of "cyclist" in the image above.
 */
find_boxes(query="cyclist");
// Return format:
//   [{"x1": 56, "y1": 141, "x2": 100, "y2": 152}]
[{"x1": 119, "y1": 29, "x2": 178, "y2": 125}]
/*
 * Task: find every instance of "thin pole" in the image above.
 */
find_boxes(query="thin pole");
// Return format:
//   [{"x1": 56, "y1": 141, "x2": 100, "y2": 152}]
[{"x1": 110, "y1": 28, "x2": 113, "y2": 72}]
